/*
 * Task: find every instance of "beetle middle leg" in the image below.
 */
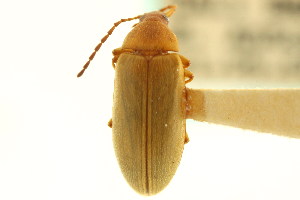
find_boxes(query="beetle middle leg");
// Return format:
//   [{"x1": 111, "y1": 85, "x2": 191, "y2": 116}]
[
  {"x1": 178, "y1": 54, "x2": 191, "y2": 69},
  {"x1": 184, "y1": 131, "x2": 190, "y2": 144},
  {"x1": 108, "y1": 118, "x2": 112, "y2": 128}
]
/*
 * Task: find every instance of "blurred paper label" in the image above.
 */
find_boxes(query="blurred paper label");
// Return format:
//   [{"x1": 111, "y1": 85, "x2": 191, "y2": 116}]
[{"x1": 170, "y1": 0, "x2": 300, "y2": 84}]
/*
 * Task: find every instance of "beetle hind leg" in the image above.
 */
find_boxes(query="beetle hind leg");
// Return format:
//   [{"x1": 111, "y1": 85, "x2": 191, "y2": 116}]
[{"x1": 184, "y1": 131, "x2": 190, "y2": 144}]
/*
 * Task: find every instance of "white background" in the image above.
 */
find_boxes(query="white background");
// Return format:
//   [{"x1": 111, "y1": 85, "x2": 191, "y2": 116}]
[{"x1": 1, "y1": 0, "x2": 300, "y2": 200}]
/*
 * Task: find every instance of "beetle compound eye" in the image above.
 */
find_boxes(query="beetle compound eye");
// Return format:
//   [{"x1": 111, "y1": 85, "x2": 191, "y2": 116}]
[
  {"x1": 162, "y1": 14, "x2": 169, "y2": 23},
  {"x1": 139, "y1": 15, "x2": 145, "y2": 22}
]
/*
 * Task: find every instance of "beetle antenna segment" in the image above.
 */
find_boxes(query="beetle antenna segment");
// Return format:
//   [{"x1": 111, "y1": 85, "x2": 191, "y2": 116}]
[
  {"x1": 158, "y1": 5, "x2": 177, "y2": 17},
  {"x1": 77, "y1": 15, "x2": 142, "y2": 77}
]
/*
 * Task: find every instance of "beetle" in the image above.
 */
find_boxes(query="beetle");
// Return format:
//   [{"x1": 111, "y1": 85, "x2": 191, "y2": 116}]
[{"x1": 77, "y1": 5, "x2": 194, "y2": 195}]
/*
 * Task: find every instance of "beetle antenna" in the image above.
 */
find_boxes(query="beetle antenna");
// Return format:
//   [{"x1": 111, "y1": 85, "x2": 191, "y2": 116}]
[
  {"x1": 77, "y1": 15, "x2": 142, "y2": 77},
  {"x1": 159, "y1": 5, "x2": 177, "y2": 17}
]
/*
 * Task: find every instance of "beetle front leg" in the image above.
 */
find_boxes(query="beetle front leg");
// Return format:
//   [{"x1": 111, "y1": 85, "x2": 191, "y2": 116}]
[
  {"x1": 178, "y1": 54, "x2": 191, "y2": 69},
  {"x1": 112, "y1": 48, "x2": 135, "y2": 69},
  {"x1": 112, "y1": 48, "x2": 123, "y2": 69},
  {"x1": 184, "y1": 69, "x2": 194, "y2": 84},
  {"x1": 112, "y1": 55, "x2": 119, "y2": 69}
]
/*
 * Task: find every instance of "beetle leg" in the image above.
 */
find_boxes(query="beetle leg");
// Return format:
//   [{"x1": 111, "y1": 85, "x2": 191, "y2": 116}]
[
  {"x1": 108, "y1": 118, "x2": 112, "y2": 128},
  {"x1": 112, "y1": 48, "x2": 122, "y2": 69},
  {"x1": 184, "y1": 131, "x2": 190, "y2": 144},
  {"x1": 112, "y1": 48, "x2": 135, "y2": 55},
  {"x1": 178, "y1": 54, "x2": 191, "y2": 68},
  {"x1": 112, "y1": 55, "x2": 119, "y2": 69},
  {"x1": 184, "y1": 69, "x2": 194, "y2": 84},
  {"x1": 112, "y1": 48, "x2": 135, "y2": 69},
  {"x1": 112, "y1": 47, "x2": 123, "y2": 55},
  {"x1": 179, "y1": 54, "x2": 193, "y2": 83}
]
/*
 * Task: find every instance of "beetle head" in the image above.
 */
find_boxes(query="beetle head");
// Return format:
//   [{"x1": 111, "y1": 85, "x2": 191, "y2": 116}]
[
  {"x1": 139, "y1": 11, "x2": 169, "y2": 25},
  {"x1": 77, "y1": 5, "x2": 177, "y2": 77},
  {"x1": 121, "y1": 5, "x2": 179, "y2": 52}
]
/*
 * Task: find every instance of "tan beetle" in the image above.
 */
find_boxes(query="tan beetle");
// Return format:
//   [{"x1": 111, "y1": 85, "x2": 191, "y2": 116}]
[{"x1": 78, "y1": 5, "x2": 193, "y2": 195}]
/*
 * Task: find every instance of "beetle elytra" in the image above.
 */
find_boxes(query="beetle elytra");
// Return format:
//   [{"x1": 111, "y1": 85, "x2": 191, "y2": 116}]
[{"x1": 78, "y1": 5, "x2": 194, "y2": 195}]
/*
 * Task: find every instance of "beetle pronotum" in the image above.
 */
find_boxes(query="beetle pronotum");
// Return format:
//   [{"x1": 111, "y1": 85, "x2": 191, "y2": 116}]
[{"x1": 78, "y1": 5, "x2": 193, "y2": 195}]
